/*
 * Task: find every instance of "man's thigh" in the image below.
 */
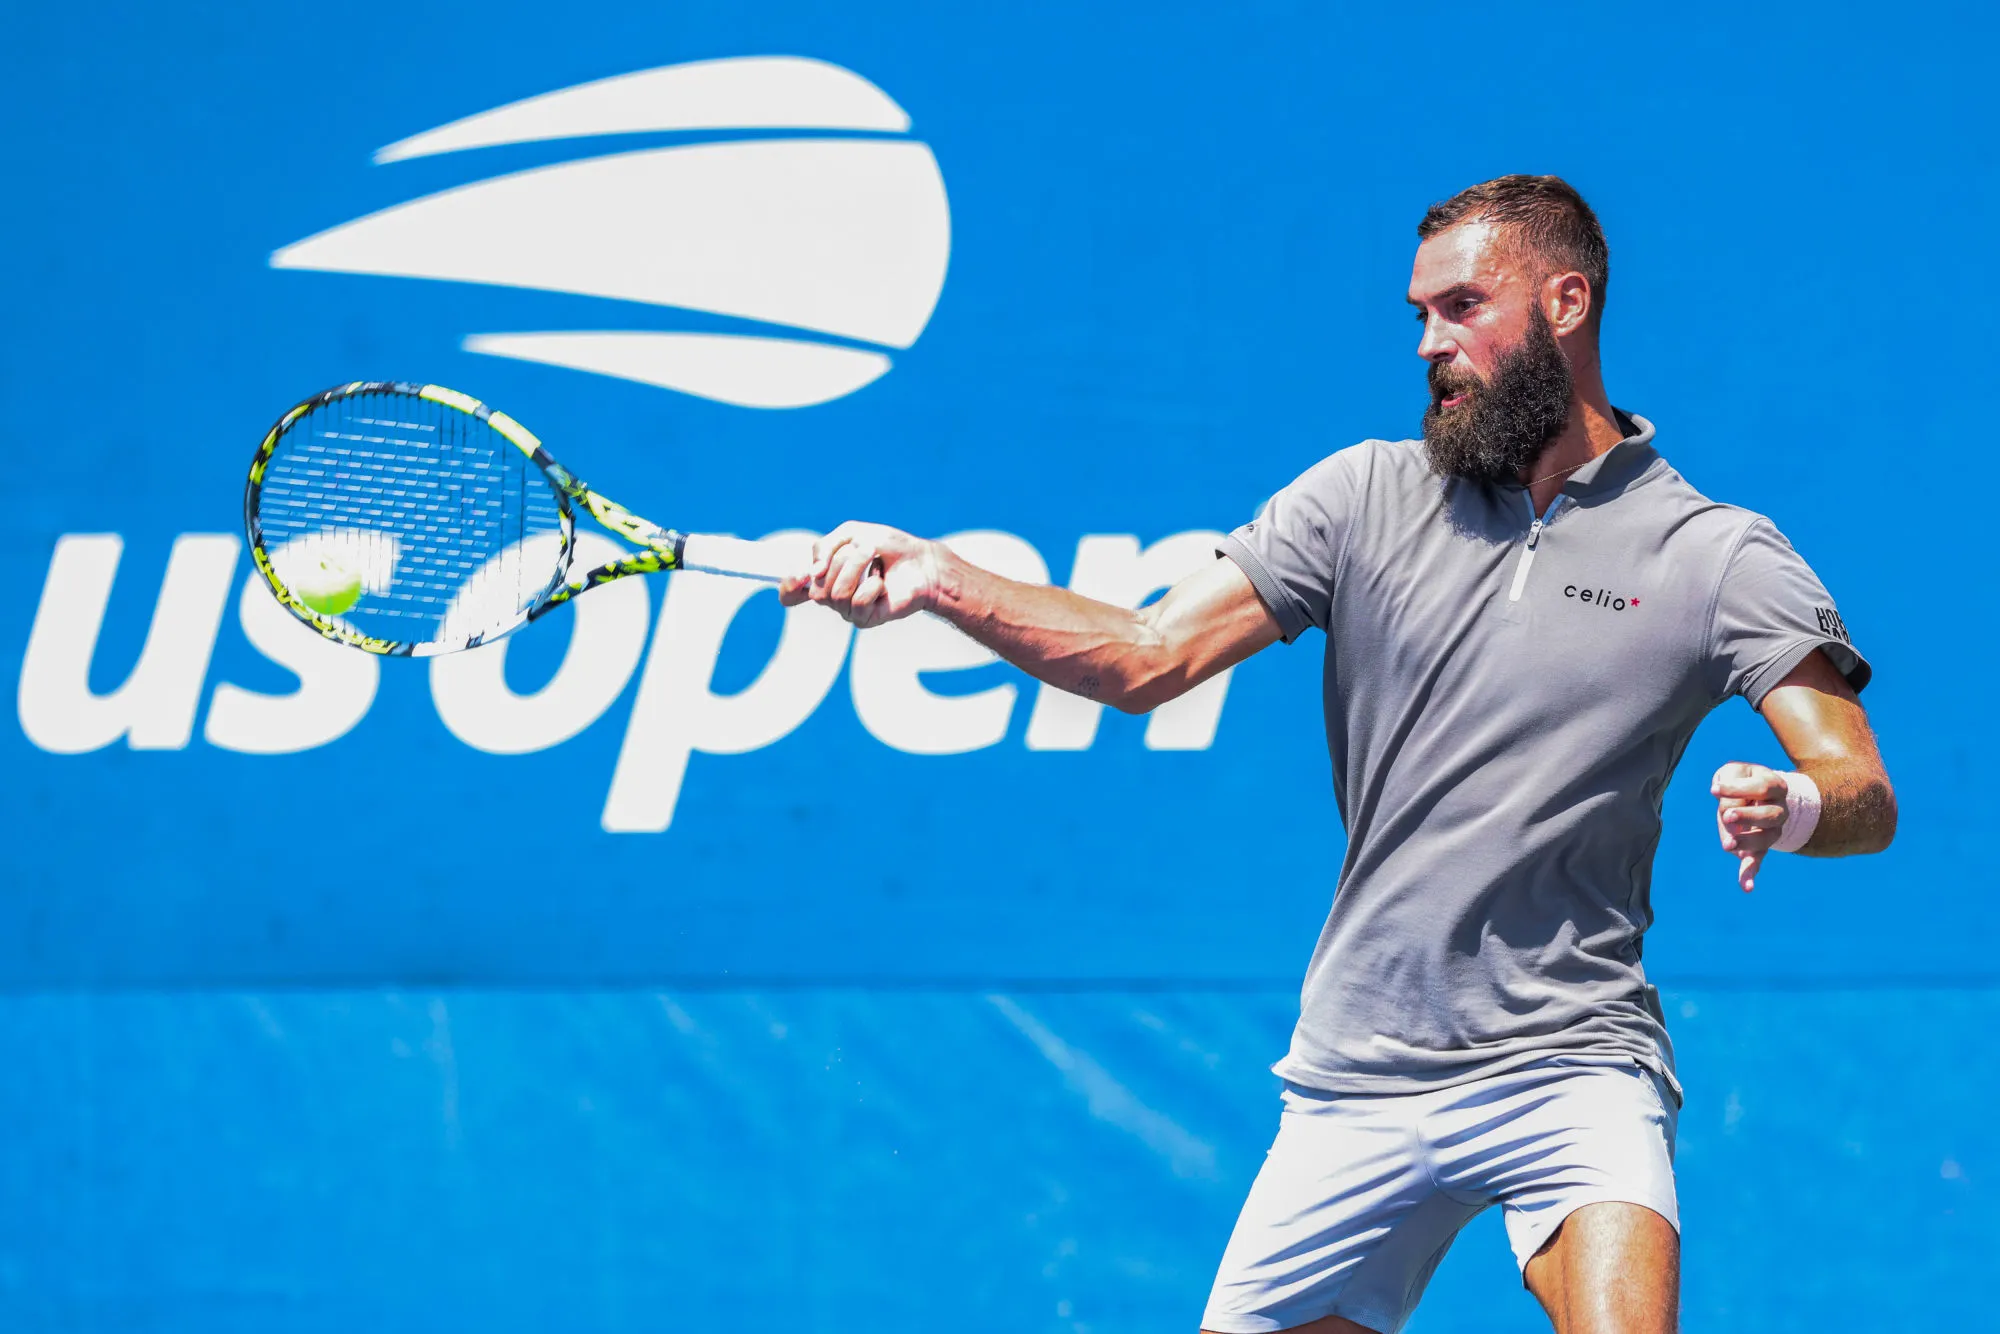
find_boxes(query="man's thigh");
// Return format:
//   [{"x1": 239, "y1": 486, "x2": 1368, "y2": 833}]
[
  {"x1": 1456, "y1": 1062, "x2": 1679, "y2": 1274},
  {"x1": 1430, "y1": 1061, "x2": 1681, "y2": 1333},
  {"x1": 1522, "y1": 1201, "x2": 1679, "y2": 1334},
  {"x1": 1200, "y1": 1084, "x2": 1478, "y2": 1334},
  {"x1": 1203, "y1": 1199, "x2": 1680, "y2": 1334}
]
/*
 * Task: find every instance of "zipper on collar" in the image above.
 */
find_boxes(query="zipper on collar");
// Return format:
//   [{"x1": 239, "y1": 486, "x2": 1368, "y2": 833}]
[{"x1": 1507, "y1": 492, "x2": 1566, "y2": 602}]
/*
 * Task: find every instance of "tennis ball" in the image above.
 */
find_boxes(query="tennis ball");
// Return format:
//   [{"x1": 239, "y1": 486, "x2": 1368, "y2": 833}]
[{"x1": 290, "y1": 555, "x2": 365, "y2": 617}]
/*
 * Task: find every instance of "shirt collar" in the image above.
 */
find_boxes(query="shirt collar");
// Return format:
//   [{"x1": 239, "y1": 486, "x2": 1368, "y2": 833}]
[{"x1": 1559, "y1": 409, "x2": 1658, "y2": 497}]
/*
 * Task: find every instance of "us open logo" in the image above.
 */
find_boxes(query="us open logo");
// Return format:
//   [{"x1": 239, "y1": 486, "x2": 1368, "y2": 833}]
[
  {"x1": 271, "y1": 56, "x2": 951, "y2": 409},
  {"x1": 19, "y1": 56, "x2": 1238, "y2": 833}
]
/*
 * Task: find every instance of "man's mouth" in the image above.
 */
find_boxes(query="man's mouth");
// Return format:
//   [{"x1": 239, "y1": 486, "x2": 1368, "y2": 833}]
[{"x1": 1438, "y1": 392, "x2": 1468, "y2": 410}]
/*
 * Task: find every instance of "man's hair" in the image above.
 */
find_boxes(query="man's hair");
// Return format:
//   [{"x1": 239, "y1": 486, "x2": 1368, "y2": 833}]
[{"x1": 1418, "y1": 175, "x2": 1609, "y2": 323}]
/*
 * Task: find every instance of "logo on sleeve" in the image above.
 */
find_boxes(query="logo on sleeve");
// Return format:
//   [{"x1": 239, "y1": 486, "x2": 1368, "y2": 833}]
[
  {"x1": 1815, "y1": 606, "x2": 1851, "y2": 644},
  {"x1": 1563, "y1": 584, "x2": 1639, "y2": 611}
]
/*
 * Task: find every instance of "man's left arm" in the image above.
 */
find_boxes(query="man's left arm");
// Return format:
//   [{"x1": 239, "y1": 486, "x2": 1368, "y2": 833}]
[{"x1": 1712, "y1": 647, "x2": 1896, "y2": 892}]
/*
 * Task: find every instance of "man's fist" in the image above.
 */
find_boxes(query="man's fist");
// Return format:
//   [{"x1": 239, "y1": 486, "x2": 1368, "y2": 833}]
[
  {"x1": 778, "y1": 521, "x2": 945, "y2": 628},
  {"x1": 1710, "y1": 761, "x2": 1791, "y2": 892}
]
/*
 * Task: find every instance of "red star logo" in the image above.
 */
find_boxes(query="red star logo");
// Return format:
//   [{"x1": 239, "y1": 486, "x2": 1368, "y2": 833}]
[{"x1": 1630, "y1": 598, "x2": 1641, "y2": 606}]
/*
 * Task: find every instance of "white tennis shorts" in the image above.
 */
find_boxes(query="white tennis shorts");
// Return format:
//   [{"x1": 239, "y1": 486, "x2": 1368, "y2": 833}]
[{"x1": 1201, "y1": 1057, "x2": 1680, "y2": 1334}]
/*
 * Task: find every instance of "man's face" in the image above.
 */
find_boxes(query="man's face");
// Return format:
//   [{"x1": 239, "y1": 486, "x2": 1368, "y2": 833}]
[{"x1": 1408, "y1": 220, "x2": 1573, "y2": 484}]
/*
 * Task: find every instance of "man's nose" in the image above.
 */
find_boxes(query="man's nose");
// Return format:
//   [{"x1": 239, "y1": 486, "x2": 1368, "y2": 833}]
[{"x1": 1416, "y1": 315, "x2": 1456, "y2": 363}]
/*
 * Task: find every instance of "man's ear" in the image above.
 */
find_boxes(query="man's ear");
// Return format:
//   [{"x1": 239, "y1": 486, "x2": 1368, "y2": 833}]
[{"x1": 1546, "y1": 271, "x2": 1593, "y2": 337}]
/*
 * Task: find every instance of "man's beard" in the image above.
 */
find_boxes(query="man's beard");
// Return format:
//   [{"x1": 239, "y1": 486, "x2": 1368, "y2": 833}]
[{"x1": 1422, "y1": 307, "x2": 1574, "y2": 485}]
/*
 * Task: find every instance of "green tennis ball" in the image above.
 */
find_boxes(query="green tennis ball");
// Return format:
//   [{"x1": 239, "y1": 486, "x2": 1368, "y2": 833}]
[{"x1": 291, "y1": 555, "x2": 365, "y2": 617}]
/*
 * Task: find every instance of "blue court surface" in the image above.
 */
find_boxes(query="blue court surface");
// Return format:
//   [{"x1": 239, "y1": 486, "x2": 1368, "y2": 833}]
[{"x1": 0, "y1": 986, "x2": 1989, "y2": 1330}]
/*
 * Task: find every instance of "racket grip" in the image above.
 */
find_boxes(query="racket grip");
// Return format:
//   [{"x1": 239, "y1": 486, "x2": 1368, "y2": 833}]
[{"x1": 677, "y1": 533, "x2": 805, "y2": 583}]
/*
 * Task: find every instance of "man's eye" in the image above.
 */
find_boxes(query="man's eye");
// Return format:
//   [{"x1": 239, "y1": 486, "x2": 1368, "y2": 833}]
[{"x1": 1414, "y1": 308, "x2": 1428, "y2": 323}]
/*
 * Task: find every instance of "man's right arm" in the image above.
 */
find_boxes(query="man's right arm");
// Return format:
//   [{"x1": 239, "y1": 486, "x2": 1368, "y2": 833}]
[{"x1": 777, "y1": 521, "x2": 1283, "y2": 714}]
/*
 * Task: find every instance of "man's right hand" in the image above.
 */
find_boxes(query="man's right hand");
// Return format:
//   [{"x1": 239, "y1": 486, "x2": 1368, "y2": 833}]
[{"x1": 778, "y1": 521, "x2": 947, "y2": 628}]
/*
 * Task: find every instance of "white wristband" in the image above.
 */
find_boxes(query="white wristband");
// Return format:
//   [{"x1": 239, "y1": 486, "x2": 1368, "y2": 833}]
[{"x1": 1771, "y1": 771, "x2": 1822, "y2": 853}]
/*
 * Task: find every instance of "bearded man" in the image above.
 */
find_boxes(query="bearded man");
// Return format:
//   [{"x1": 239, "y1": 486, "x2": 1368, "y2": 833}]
[{"x1": 780, "y1": 174, "x2": 1896, "y2": 1334}]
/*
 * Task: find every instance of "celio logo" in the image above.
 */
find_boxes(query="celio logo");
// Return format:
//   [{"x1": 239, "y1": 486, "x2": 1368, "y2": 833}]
[{"x1": 1564, "y1": 584, "x2": 1640, "y2": 611}]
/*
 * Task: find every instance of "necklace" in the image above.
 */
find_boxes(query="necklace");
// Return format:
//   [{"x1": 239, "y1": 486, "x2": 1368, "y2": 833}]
[{"x1": 1525, "y1": 453, "x2": 1598, "y2": 489}]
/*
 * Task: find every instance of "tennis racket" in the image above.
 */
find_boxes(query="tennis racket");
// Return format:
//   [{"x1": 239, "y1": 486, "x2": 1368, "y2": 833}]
[{"x1": 245, "y1": 380, "x2": 796, "y2": 656}]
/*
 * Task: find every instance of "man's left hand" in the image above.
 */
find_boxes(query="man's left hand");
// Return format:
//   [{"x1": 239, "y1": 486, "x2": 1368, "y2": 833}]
[{"x1": 1711, "y1": 761, "x2": 1790, "y2": 892}]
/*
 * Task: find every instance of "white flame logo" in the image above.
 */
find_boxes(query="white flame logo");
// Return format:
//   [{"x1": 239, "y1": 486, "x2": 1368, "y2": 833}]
[{"x1": 271, "y1": 56, "x2": 951, "y2": 409}]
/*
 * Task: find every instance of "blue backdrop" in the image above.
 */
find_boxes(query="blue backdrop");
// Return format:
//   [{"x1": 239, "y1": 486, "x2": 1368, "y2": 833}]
[{"x1": 1, "y1": 1, "x2": 1989, "y2": 1329}]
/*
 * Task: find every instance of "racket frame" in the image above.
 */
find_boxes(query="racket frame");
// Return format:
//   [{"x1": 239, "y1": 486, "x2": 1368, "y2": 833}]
[{"x1": 245, "y1": 380, "x2": 697, "y2": 657}]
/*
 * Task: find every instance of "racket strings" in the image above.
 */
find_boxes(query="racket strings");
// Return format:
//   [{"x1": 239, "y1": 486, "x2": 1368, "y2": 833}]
[{"x1": 256, "y1": 389, "x2": 565, "y2": 646}]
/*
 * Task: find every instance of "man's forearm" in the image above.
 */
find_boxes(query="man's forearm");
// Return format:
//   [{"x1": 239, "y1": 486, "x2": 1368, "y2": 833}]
[
  {"x1": 1797, "y1": 759, "x2": 1897, "y2": 857},
  {"x1": 1748, "y1": 654, "x2": 1896, "y2": 863},
  {"x1": 930, "y1": 548, "x2": 1168, "y2": 711},
  {"x1": 789, "y1": 522, "x2": 1281, "y2": 712}
]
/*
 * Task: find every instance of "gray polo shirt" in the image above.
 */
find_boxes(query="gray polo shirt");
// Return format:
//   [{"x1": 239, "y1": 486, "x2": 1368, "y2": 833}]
[{"x1": 1222, "y1": 412, "x2": 1868, "y2": 1100}]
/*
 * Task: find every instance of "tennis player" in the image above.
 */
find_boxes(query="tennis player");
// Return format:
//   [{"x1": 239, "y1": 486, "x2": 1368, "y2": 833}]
[{"x1": 780, "y1": 174, "x2": 1895, "y2": 1334}]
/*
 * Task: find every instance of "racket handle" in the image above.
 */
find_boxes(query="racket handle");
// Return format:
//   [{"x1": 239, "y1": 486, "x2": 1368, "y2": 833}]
[{"x1": 677, "y1": 533, "x2": 805, "y2": 583}]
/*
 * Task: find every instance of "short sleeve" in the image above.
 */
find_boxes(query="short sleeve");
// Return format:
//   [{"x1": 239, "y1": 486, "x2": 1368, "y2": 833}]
[
  {"x1": 1218, "y1": 447, "x2": 1366, "y2": 643},
  {"x1": 1709, "y1": 518, "x2": 1871, "y2": 706}
]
